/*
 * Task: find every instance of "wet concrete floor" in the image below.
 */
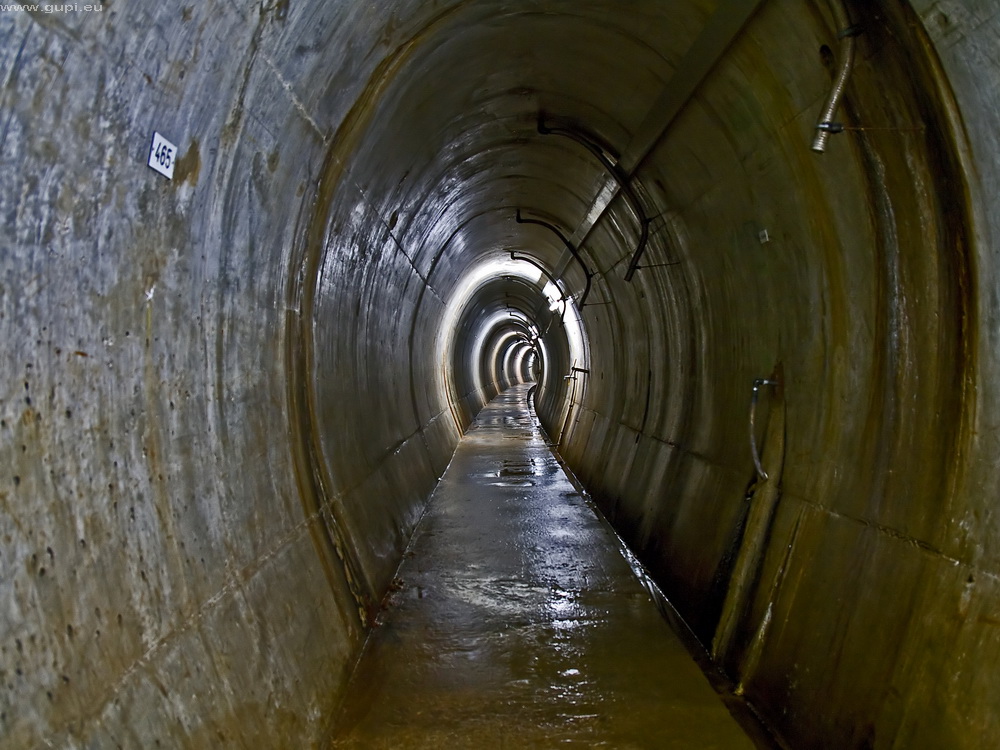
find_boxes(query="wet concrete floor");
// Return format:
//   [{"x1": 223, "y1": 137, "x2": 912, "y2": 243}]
[{"x1": 329, "y1": 385, "x2": 759, "y2": 748}]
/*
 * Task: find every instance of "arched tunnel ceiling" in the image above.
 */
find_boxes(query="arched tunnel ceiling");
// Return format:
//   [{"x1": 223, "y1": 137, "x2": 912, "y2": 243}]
[{"x1": 326, "y1": 1, "x2": 717, "y2": 303}]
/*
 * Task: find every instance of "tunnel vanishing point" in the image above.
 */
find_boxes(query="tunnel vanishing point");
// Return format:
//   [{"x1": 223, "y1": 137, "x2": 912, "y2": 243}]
[{"x1": 2, "y1": 0, "x2": 1000, "y2": 747}]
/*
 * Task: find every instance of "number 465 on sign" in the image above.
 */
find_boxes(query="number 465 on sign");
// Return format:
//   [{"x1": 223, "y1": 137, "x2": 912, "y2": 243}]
[{"x1": 148, "y1": 132, "x2": 177, "y2": 179}]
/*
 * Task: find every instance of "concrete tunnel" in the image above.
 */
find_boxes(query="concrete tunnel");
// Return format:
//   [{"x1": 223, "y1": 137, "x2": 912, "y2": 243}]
[{"x1": 2, "y1": 0, "x2": 999, "y2": 746}]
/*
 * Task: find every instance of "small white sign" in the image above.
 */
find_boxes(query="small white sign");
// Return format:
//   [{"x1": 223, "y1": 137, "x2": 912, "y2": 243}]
[{"x1": 147, "y1": 132, "x2": 177, "y2": 179}]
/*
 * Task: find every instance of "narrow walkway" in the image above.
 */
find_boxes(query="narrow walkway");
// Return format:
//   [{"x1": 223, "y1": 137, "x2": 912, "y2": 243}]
[{"x1": 329, "y1": 385, "x2": 758, "y2": 748}]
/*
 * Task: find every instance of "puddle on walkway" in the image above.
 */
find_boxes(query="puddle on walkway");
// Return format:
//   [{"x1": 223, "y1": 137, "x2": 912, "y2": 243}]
[{"x1": 328, "y1": 385, "x2": 759, "y2": 749}]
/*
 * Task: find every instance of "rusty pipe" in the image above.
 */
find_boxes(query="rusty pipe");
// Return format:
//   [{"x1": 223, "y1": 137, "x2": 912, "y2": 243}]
[
  {"x1": 750, "y1": 378, "x2": 778, "y2": 480},
  {"x1": 812, "y1": 1, "x2": 860, "y2": 153}
]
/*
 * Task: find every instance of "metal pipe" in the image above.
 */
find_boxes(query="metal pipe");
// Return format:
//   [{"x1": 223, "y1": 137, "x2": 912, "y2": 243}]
[
  {"x1": 536, "y1": 118, "x2": 651, "y2": 284},
  {"x1": 509, "y1": 250, "x2": 569, "y2": 302},
  {"x1": 515, "y1": 209, "x2": 594, "y2": 306},
  {"x1": 508, "y1": 251, "x2": 568, "y2": 341},
  {"x1": 750, "y1": 378, "x2": 778, "y2": 480},
  {"x1": 811, "y1": 1, "x2": 860, "y2": 153},
  {"x1": 622, "y1": 216, "x2": 652, "y2": 282},
  {"x1": 557, "y1": 360, "x2": 584, "y2": 446}
]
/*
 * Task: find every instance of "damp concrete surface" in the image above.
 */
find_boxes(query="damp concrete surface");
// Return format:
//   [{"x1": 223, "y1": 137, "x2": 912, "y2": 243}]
[{"x1": 328, "y1": 384, "x2": 757, "y2": 748}]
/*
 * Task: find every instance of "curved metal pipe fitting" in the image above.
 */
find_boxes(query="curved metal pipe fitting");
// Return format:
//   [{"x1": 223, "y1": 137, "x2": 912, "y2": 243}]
[
  {"x1": 812, "y1": 2, "x2": 860, "y2": 153},
  {"x1": 750, "y1": 378, "x2": 778, "y2": 480},
  {"x1": 536, "y1": 118, "x2": 651, "y2": 283},
  {"x1": 509, "y1": 250, "x2": 569, "y2": 302},
  {"x1": 508, "y1": 251, "x2": 568, "y2": 340},
  {"x1": 622, "y1": 216, "x2": 652, "y2": 282},
  {"x1": 515, "y1": 209, "x2": 595, "y2": 306}
]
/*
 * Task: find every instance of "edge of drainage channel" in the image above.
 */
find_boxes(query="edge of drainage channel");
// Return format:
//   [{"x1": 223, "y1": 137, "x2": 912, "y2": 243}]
[{"x1": 524, "y1": 385, "x2": 787, "y2": 750}]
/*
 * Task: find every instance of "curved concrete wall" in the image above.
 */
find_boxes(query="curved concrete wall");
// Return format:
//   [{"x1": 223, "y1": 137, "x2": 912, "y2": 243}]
[{"x1": 2, "y1": 0, "x2": 999, "y2": 747}]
